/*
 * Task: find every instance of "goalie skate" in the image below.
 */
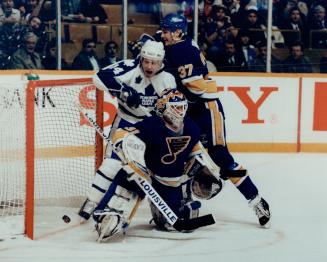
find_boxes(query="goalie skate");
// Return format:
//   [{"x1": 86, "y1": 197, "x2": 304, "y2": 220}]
[
  {"x1": 95, "y1": 209, "x2": 128, "y2": 242},
  {"x1": 78, "y1": 198, "x2": 98, "y2": 222},
  {"x1": 249, "y1": 195, "x2": 271, "y2": 228}
]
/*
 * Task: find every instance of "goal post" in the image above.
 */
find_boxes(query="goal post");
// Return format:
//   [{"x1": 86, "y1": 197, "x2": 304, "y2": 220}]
[{"x1": 0, "y1": 78, "x2": 104, "y2": 239}]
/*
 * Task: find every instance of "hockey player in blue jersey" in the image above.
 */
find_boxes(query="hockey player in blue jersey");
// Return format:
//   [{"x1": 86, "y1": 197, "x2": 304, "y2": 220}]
[
  {"x1": 160, "y1": 13, "x2": 271, "y2": 228},
  {"x1": 90, "y1": 89, "x2": 223, "y2": 241},
  {"x1": 78, "y1": 40, "x2": 177, "y2": 221}
]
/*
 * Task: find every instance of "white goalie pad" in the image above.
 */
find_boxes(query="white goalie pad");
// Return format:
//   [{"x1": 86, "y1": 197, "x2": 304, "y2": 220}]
[
  {"x1": 122, "y1": 134, "x2": 146, "y2": 165},
  {"x1": 95, "y1": 186, "x2": 140, "y2": 242},
  {"x1": 121, "y1": 134, "x2": 152, "y2": 178}
]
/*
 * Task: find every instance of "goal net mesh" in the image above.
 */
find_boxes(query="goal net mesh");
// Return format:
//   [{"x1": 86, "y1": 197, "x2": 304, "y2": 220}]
[{"x1": 0, "y1": 78, "x2": 102, "y2": 237}]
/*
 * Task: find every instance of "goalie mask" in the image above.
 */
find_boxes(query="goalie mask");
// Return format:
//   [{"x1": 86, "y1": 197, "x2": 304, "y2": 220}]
[{"x1": 155, "y1": 89, "x2": 188, "y2": 133}]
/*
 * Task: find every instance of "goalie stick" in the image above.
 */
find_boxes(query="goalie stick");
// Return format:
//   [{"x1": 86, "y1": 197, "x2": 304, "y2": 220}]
[{"x1": 77, "y1": 102, "x2": 215, "y2": 232}]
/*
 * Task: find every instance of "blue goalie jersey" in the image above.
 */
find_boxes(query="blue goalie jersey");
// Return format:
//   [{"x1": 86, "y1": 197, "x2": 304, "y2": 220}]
[{"x1": 133, "y1": 115, "x2": 200, "y2": 184}]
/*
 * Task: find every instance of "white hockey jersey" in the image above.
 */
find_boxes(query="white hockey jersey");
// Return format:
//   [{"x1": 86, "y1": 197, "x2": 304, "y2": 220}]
[{"x1": 94, "y1": 59, "x2": 176, "y2": 123}]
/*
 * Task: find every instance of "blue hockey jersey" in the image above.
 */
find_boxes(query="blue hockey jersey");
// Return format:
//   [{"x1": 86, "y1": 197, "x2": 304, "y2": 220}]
[
  {"x1": 164, "y1": 37, "x2": 219, "y2": 101},
  {"x1": 125, "y1": 115, "x2": 201, "y2": 186}
]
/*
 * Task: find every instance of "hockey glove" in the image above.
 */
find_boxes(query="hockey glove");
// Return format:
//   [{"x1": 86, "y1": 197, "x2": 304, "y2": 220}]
[{"x1": 120, "y1": 84, "x2": 141, "y2": 108}]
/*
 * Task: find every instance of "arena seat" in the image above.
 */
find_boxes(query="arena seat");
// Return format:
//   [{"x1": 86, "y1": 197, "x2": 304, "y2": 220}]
[
  {"x1": 96, "y1": 24, "x2": 122, "y2": 45},
  {"x1": 62, "y1": 43, "x2": 80, "y2": 65},
  {"x1": 127, "y1": 25, "x2": 158, "y2": 42},
  {"x1": 101, "y1": 4, "x2": 122, "y2": 24},
  {"x1": 65, "y1": 23, "x2": 94, "y2": 43}
]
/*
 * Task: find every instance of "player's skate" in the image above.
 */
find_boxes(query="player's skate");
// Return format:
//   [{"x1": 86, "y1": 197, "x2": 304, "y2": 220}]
[
  {"x1": 94, "y1": 208, "x2": 127, "y2": 242},
  {"x1": 78, "y1": 198, "x2": 98, "y2": 222},
  {"x1": 249, "y1": 195, "x2": 271, "y2": 228}
]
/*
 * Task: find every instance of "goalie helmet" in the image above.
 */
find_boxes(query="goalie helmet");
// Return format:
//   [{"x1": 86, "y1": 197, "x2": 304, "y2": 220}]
[
  {"x1": 140, "y1": 40, "x2": 165, "y2": 61},
  {"x1": 155, "y1": 89, "x2": 188, "y2": 132}
]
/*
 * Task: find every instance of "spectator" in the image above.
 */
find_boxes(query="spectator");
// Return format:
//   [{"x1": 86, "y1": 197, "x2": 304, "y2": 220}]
[
  {"x1": 199, "y1": 0, "x2": 215, "y2": 22},
  {"x1": 281, "y1": 7, "x2": 308, "y2": 47},
  {"x1": 217, "y1": 39, "x2": 247, "y2": 71},
  {"x1": 21, "y1": 0, "x2": 38, "y2": 22},
  {"x1": 236, "y1": 28, "x2": 257, "y2": 68},
  {"x1": 0, "y1": 0, "x2": 20, "y2": 25},
  {"x1": 309, "y1": 1, "x2": 327, "y2": 11},
  {"x1": 251, "y1": 40, "x2": 281, "y2": 72},
  {"x1": 72, "y1": 39, "x2": 100, "y2": 70},
  {"x1": 205, "y1": 4, "x2": 234, "y2": 64},
  {"x1": 7, "y1": 32, "x2": 43, "y2": 69},
  {"x1": 241, "y1": 7, "x2": 266, "y2": 46},
  {"x1": 223, "y1": 0, "x2": 241, "y2": 15},
  {"x1": 230, "y1": 0, "x2": 250, "y2": 28},
  {"x1": 99, "y1": 41, "x2": 120, "y2": 68},
  {"x1": 256, "y1": 0, "x2": 268, "y2": 19},
  {"x1": 283, "y1": 0, "x2": 308, "y2": 20},
  {"x1": 308, "y1": 5, "x2": 327, "y2": 48},
  {"x1": 273, "y1": 0, "x2": 286, "y2": 28},
  {"x1": 42, "y1": 39, "x2": 69, "y2": 70},
  {"x1": 198, "y1": 0, "x2": 215, "y2": 45},
  {"x1": 282, "y1": 41, "x2": 313, "y2": 73},
  {"x1": 79, "y1": 0, "x2": 108, "y2": 23},
  {"x1": 17, "y1": 15, "x2": 47, "y2": 55}
]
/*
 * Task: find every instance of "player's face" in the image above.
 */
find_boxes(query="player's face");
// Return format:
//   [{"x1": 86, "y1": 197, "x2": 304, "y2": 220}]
[
  {"x1": 141, "y1": 58, "x2": 162, "y2": 77},
  {"x1": 161, "y1": 29, "x2": 174, "y2": 46}
]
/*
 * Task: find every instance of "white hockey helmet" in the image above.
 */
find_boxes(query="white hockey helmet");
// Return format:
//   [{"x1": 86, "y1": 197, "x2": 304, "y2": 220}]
[{"x1": 140, "y1": 40, "x2": 165, "y2": 61}]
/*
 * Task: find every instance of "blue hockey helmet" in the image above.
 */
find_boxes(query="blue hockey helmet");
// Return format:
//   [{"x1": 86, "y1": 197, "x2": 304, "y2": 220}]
[{"x1": 161, "y1": 13, "x2": 188, "y2": 34}]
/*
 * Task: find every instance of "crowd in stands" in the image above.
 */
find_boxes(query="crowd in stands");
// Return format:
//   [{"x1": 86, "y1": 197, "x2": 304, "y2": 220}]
[
  {"x1": 196, "y1": 0, "x2": 327, "y2": 72},
  {"x1": 0, "y1": 0, "x2": 326, "y2": 72}
]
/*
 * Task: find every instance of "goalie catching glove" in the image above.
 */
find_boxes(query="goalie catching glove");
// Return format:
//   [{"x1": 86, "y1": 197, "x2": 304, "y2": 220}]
[{"x1": 184, "y1": 154, "x2": 224, "y2": 200}]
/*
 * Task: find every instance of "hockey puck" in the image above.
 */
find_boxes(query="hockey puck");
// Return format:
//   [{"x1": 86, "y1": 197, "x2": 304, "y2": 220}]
[{"x1": 62, "y1": 215, "x2": 71, "y2": 223}]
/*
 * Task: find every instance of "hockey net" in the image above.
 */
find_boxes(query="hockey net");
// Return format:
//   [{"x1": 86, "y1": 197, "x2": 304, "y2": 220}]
[{"x1": 0, "y1": 78, "x2": 104, "y2": 239}]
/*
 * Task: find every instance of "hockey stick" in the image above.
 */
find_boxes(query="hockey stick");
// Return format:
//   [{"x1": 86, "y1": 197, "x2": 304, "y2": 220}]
[{"x1": 77, "y1": 103, "x2": 215, "y2": 232}]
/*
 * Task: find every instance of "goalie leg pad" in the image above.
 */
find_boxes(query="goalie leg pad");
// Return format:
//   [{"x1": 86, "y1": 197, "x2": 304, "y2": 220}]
[
  {"x1": 94, "y1": 184, "x2": 140, "y2": 241},
  {"x1": 79, "y1": 158, "x2": 123, "y2": 221},
  {"x1": 88, "y1": 158, "x2": 123, "y2": 203}
]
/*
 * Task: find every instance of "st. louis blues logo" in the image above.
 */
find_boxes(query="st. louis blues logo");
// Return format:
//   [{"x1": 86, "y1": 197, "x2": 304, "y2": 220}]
[{"x1": 161, "y1": 136, "x2": 191, "y2": 164}]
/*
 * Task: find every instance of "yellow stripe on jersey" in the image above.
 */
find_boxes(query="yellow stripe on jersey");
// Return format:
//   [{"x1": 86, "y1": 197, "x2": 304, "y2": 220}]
[
  {"x1": 206, "y1": 101, "x2": 225, "y2": 146},
  {"x1": 111, "y1": 127, "x2": 139, "y2": 144},
  {"x1": 185, "y1": 78, "x2": 218, "y2": 95},
  {"x1": 111, "y1": 129, "x2": 129, "y2": 144},
  {"x1": 229, "y1": 166, "x2": 247, "y2": 185},
  {"x1": 191, "y1": 142, "x2": 202, "y2": 155}
]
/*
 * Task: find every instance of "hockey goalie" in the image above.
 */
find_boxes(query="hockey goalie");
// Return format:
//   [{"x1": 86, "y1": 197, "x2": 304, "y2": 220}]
[{"x1": 87, "y1": 89, "x2": 224, "y2": 242}]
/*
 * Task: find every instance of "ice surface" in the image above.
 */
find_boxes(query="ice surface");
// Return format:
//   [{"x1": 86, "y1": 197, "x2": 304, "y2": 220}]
[{"x1": 1, "y1": 153, "x2": 327, "y2": 262}]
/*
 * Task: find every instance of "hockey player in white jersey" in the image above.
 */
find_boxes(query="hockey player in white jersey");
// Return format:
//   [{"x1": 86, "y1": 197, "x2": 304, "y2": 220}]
[{"x1": 78, "y1": 40, "x2": 177, "y2": 221}]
